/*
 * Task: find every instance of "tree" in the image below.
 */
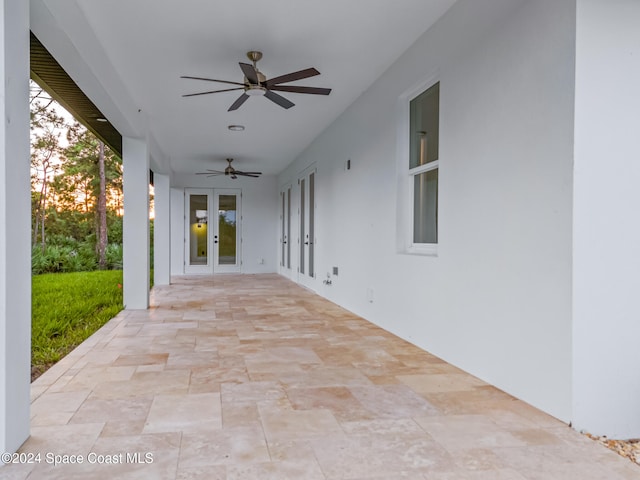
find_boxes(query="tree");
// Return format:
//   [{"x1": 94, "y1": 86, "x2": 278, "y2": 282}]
[
  {"x1": 30, "y1": 80, "x2": 125, "y2": 271},
  {"x1": 97, "y1": 141, "x2": 107, "y2": 268},
  {"x1": 30, "y1": 84, "x2": 68, "y2": 250},
  {"x1": 58, "y1": 121, "x2": 122, "y2": 267}
]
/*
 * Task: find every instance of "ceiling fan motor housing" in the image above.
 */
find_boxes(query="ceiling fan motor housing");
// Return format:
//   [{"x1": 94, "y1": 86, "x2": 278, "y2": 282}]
[
  {"x1": 224, "y1": 159, "x2": 233, "y2": 175},
  {"x1": 245, "y1": 70, "x2": 267, "y2": 96}
]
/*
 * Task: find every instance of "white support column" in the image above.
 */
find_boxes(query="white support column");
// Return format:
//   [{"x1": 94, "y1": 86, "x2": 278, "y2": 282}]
[
  {"x1": 122, "y1": 137, "x2": 150, "y2": 309},
  {"x1": 153, "y1": 172, "x2": 171, "y2": 286},
  {"x1": 0, "y1": 0, "x2": 31, "y2": 455},
  {"x1": 573, "y1": 0, "x2": 640, "y2": 438}
]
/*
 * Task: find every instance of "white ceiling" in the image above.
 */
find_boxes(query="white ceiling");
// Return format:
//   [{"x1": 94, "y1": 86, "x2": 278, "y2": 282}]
[{"x1": 31, "y1": 0, "x2": 456, "y2": 175}]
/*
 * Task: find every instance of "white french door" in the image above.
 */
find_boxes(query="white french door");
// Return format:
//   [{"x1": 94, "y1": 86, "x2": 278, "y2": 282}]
[
  {"x1": 279, "y1": 184, "x2": 292, "y2": 277},
  {"x1": 298, "y1": 168, "x2": 316, "y2": 287},
  {"x1": 184, "y1": 188, "x2": 241, "y2": 274}
]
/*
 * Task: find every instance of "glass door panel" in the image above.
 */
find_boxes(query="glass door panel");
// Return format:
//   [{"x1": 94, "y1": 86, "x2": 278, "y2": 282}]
[
  {"x1": 281, "y1": 190, "x2": 286, "y2": 267},
  {"x1": 214, "y1": 190, "x2": 241, "y2": 273},
  {"x1": 184, "y1": 190, "x2": 212, "y2": 274},
  {"x1": 287, "y1": 187, "x2": 292, "y2": 269},
  {"x1": 299, "y1": 178, "x2": 306, "y2": 275},
  {"x1": 190, "y1": 195, "x2": 208, "y2": 265},
  {"x1": 308, "y1": 172, "x2": 315, "y2": 278},
  {"x1": 217, "y1": 195, "x2": 237, "y2": 265},
  {"x1": 279, "y1": 185, "x2": 293, "y2": 275},
  {"x1": 298, "y1": 168, "x2": 316, "y2": 287}
]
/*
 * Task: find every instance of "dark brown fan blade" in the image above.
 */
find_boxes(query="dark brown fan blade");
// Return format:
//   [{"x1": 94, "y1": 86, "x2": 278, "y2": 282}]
[
  {"x1": 265, "y1": 68, "x2": 320, "y2": 87},
  {"x1": 181, "y1": 76, "x2": 246, "y2": 87},
  {"x1": 183, "y1": 87, "x2": 244, "y2": 97},
  {"x1": 236, "y1": 172, "x2": 261, "y2": 178},
  {"x1": 269, "y1": 85, "x2": 331, "y2": 95},
  {"x1": 196, "y1": 170, "x2": 224, "y2": 176},
  {"x1": 239, "y1": 63, "x2": 259, "y2": 84},
  {"x1": 228, "y1": 93, "x2": 250, "y2": 111},
  {"x1": 264, "y1": 90, "x2": 294, "y2": 109}
]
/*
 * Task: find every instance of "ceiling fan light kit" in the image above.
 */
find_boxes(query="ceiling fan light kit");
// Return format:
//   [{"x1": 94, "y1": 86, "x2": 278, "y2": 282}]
[
  {"x1": 245, "y1": 87, "x2": 266, "y2": 96},
  {"x1": 182, "y1": 51, "x2": 331, "y2": 111}
]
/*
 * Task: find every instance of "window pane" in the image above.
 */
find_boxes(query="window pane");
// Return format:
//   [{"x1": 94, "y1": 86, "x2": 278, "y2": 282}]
[
  {"x1": 410, "y1": 82, "x2": 439, "y2": 169},
  {"x1": 218, "y1": 195, "x2": 237, "y2": 265},
  {"x1": 413, "y1": 169, "x2": 438, "y2": 244},
  {"x1": 300, "y1": 178, "x2": 305, "y2": 275},
  {"x1": 189, "y1": 195, "x2": 208, "y2": 265},
  {"x1": 286, "y1": 188, "x2": 291, "y2": 268},
  {"x1": 308, "y1": 172, "x2": 315, "y2": 278},
  {"x1": 281, "y1": 192, "x2": 285, "y2": 266}
]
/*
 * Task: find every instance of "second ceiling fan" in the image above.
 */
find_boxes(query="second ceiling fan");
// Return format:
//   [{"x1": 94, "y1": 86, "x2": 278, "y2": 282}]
[
  {"x1": 182, "y1": 51, "x2": 331, "y2": 111},
  {"x1": 196, "y1": 158, "x2": 261, "y2": 180}
]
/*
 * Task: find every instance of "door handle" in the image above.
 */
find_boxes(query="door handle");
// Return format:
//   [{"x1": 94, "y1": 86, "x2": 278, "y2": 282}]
[{"x1": 304, "y1": 242, "x2": 309, "y2": 245}]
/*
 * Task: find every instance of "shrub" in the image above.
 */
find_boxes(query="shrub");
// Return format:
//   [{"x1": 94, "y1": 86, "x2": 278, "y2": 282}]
[
  {"x1": 105, "y1": 243, "x2": 123, "y2": 270},
  {"x1": 31, "y1": 232, "x2": 128, "y2": 274}
]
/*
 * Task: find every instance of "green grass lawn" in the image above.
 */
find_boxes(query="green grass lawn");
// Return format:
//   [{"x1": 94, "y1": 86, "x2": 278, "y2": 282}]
[{"x1": 31, "y1": 270, "x2": 124, "y2": 380}]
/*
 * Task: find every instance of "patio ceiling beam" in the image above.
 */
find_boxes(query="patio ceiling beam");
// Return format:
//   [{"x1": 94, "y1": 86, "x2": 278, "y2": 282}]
[{"x1": 29, "y1": 32, "x2": 122, "y2": 157}]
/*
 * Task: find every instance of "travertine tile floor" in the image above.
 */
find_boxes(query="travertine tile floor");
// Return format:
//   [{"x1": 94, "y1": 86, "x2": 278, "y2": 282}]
[{"x1": 2, "y1": 274, "x2": 639, "y2": 479}]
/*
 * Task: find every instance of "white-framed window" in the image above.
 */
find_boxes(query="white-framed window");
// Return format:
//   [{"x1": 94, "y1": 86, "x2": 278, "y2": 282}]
[
  {"x1": 409, "y1": 82, "x2": 439, "y2": 250},
  {"x1": 396, "y1": 74, "x2": 440, "y2": 256}
]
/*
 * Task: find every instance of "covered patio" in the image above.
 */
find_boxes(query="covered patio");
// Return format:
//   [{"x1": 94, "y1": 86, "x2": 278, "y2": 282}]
[
  {"x1": 4, "y1": 0, "x2": 640, "y2": 470},
  {"x1": 3, "y1": 275, "x2": 639, "y2": 479}
]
